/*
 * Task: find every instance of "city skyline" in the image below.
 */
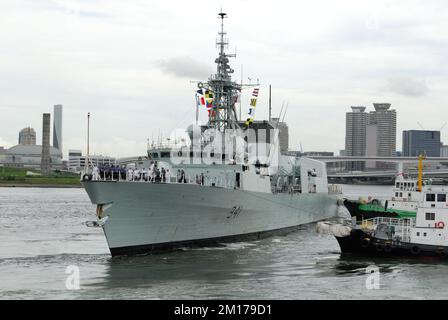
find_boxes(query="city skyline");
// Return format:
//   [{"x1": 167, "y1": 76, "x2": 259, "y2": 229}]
[{"x1": 1, "y1": 0, "x2": 447, "y2": 157}]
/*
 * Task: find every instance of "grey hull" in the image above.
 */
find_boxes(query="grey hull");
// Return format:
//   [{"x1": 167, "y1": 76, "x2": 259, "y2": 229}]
[{"x1": 82, "y1": 181, "x2": 338, "y2": 256}]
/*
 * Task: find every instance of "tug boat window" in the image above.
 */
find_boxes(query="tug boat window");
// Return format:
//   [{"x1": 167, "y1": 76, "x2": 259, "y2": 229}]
[
  {"x1": 437, "y1": 194, "x2": 446, "y2": 202},
  {"x1": 426, "y1": 193, "x2": 436, "y2": 202},
  {"x1": 396, "y1": 182, "x2": 400, "y2": 188},
  {"x1": 425, "y1": 212, "x2": 435, "y2": 221}
]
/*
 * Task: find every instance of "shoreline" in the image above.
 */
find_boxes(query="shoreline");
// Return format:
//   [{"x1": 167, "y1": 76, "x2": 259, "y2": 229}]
[{"x1": 0, "y1": 184, "x2": 82, "y2": 188}]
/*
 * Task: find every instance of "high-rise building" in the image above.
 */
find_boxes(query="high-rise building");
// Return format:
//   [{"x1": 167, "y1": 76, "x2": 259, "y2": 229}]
[
  {"x1": 402, "y1": 130, "x2": 441, "y2": 157},
  {"x1": 270, "y1": 118, "x2": 289, "y2": 154},
  {"x1": 441, "y1": 145, "x2": 448, "y2": 157},
  {"x1": 41, "y1": 113, "x2": 51, "y2": 174},
  {"x1": 18, "y1": 127, "x2": 36, "y2": 146},
  {"x1": 53, "y1": 104, "x2": 63, "y2": 151},
  {"x1": 365, "y1": 124, "x2": 378, "y2": 169},
  {"x1": 345, "y1": 106, "x2": 367, "y2": 171},
  {"x1": 368, "y1": 103, "x2": 397, "y2": 169}
]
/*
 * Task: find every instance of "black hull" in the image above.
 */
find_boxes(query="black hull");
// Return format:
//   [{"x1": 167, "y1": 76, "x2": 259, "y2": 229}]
[
  {"x1": 336, "y1": 229, "x2": 448, "y2": 258},
  {"x1": 110, "y1": 225, "x2": 302, "y2": 257},
  {"x1": 344, "y1": 199, "x2": 401, "y2": 222}
]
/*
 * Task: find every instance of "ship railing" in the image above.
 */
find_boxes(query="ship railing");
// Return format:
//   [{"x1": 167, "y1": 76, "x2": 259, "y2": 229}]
[
  {"x1": 328, "y1": 184, "x2": 343, "y2": 194},
  {"x1": 271, "y1": 184, "x2": 302, "y2": 194},
  {"x1": 83, "y1": 170, "x2": 239, "y2": 189},
  {"x1": 359, "y1": 216, "x2": 414, "y2": 243}
]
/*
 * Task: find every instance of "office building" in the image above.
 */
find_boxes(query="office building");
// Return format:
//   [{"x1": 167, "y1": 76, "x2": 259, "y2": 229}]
[
  {"x1": 441, "y1": 145, "x2": 448, "y2": 158},
  {"x1": 68, "y1": 149, "x2": 116, "y2": 173},
  {"x1": 403, "y1": 130, "x2": 441, "y2": 157},
  {"x1": 345, "y1": 106, "x2": 367, "y2": 171},
  {"x1": 270, "y1": 118, "x2": 289, "y2": 154},
  {"x1": 365, "y1": 124, "x2": 378, "y2": 169},
  {"x1": 18, "y1": 127, "x2": 36, "y2": 146},
  {"x1": 368, "y1": 103, "x2": 397, "y2": 169}
]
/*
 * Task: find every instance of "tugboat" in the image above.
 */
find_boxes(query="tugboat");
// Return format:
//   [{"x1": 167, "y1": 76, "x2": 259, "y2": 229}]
[
  {"x1": 335, "y1": 164, "x2": 448, "y2": 257},
  {"x1": 344, "y1": 155, "x2": 429, "y2": 222}
]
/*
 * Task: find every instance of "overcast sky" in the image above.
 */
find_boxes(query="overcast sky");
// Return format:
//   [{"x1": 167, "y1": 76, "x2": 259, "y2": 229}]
[{"x1": 1, "y1": 0, "x2": 447, "y2": 158}]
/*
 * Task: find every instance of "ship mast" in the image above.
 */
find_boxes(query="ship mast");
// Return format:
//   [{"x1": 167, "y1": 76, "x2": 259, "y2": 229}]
[{"x1": 205, "y1": 11, "x2": 241, "y2": 132}]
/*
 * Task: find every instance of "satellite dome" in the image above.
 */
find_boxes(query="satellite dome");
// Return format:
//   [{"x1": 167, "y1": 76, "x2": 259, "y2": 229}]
[{"x1": 186, "y1": 124, "x2": 202, "y2": 143}]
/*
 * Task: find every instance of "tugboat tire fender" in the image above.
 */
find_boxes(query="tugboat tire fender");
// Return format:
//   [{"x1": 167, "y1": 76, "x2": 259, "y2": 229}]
[
  {"x1": 375, "y1": 243, "x2": 383, "y2": 252},
  {"x1": 410, "y1": 245, "x2": 421, "y2": 255},
  {"x1": 383, "y1": 242, "x2": 393, "y2": 253},
  {"x1": 360, "y1": 238, "x2": 370, "y2": 248},
  {"x1": 436, "y1": 221, "x2": 445, "y2": 229}
]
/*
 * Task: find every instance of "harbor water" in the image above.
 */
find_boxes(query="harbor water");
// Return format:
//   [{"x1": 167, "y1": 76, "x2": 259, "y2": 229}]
[{"x1": 1, "y1": 186, "x2": 448, "y2": 299}]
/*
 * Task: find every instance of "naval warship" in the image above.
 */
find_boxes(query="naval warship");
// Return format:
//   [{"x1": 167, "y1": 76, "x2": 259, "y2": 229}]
[{"x1": 81, "y1": 12, "x2": 340, "y2": 256}]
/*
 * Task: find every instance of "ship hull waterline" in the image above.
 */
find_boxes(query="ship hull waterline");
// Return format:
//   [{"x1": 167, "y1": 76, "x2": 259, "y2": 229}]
[{"x1": 82, "y1": 181, "x2": 339, "y2": 256}]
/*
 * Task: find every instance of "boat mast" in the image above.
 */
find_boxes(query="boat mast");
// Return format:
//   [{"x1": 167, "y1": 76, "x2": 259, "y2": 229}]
[
  {"x1": 418, "y1": 154, "x2": 426, "y2": 192},
  {"x1": 205, "y1": 11, "x2": 241, "y2": 132}
]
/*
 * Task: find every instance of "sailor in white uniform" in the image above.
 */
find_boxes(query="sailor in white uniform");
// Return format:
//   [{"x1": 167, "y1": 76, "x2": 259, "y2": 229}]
[
  {"x1": 145, "y1": 167, "x2": 151, "y2": 182},
  {"x1": 92, "y1": 166, "x2": 99, "y2": 181},
  {"x1": 127, "y1": 168, "x2": 133, "y2": 181},
  {"x1": 133, "y1": 168, "x2": 140, "y2": 181},
  {"x1": 165, "y1": 169, "x2": 171, "y2": 183}
]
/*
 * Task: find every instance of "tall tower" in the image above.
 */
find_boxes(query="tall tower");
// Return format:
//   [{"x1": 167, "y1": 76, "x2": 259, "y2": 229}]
[
  {"x1": 53, "y1": 104, "x2": 63, "y2": 151},
  {"x1": 345, "y1": 106, "x2": 367, "y2": 171},
  {"x1": 41, "y1": 113, "x2": 51, "y2": 175},
  {"x1": 369, "y1": 103, "x2": 397, "y2": 169}
]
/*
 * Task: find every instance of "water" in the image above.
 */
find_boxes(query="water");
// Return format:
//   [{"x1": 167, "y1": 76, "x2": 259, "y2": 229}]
[{"x1": 1, "y1": 185, "x2": 448, "y2": 299}]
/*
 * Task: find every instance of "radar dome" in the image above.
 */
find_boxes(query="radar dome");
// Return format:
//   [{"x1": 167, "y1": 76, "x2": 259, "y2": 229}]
[{"x1": 186, "y1": 124, "x2": 202, "y2": 143}]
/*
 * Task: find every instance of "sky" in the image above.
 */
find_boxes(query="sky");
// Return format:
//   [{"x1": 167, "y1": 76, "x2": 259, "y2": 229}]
[{"x1": 1, "y1": 0, "x2": 447, "y2": 158}]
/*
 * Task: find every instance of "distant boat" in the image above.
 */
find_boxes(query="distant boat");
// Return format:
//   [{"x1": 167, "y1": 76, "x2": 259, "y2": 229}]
[
  {"x1": 336, "y1": 186, "x2": 448, "y2": 258},
  {"x1": 327, "y1": 155, "x2": 448, "y2": 258}
]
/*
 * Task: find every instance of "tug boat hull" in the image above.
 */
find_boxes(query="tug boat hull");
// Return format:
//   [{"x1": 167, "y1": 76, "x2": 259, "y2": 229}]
[{"x1": 336, "y1": 229, "x2": 448, "y2": 258}]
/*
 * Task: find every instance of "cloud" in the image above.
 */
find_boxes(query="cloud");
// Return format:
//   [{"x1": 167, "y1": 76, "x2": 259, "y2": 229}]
[
  {"x1": 156, "y1": 56, "x2": 212, "y2": 79},
  {"x1": 1, "y1": 0, "x2": 448, "y2": 156},
  {"x1": 0, "y1": 136, "x2": 15, "y2": 148},
  {"x1": 384, "y1": 77, "x2": 429, "y2": 97}
]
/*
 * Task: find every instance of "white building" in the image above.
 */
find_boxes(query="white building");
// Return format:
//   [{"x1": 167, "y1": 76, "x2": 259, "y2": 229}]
[
  {"x1": 441, "y1": 145, "x2": 448, "y2": 157},
  {"x1": 0, "y1": 145, "x2": 63, "y2": 168},
  {"x1": 68, "y1": 149, "x2": 116, "y2": 173}
]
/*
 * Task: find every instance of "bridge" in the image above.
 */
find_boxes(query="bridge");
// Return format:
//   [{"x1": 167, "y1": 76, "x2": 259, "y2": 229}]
[
  {"x1": 327, "y1": 169, "x2": 448, "y2": 178},
  {"x1": 308, "y1": 156, "x2": 448, "y2": 164},
  {"x1": 309, "y1": 156, "x2": 448, "y2": 183}
]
